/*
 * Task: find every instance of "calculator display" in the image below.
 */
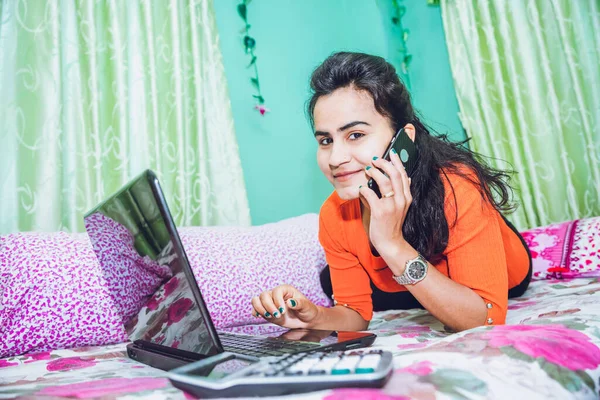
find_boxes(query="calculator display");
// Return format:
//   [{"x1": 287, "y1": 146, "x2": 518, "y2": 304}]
[{"x1": 189, "y1": 357, "x2": 256, "y2": 381}]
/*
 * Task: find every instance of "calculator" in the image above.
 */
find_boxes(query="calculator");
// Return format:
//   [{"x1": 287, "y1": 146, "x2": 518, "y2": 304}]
[{"x1": 168, "y1": 349, "x2": 393, "y2": 398}]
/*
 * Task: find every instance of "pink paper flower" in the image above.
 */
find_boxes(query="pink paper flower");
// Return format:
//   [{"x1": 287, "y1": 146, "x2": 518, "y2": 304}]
[
  {"x1": 254, "y1": 104, "x2": 270, "y2": 115},
  {"x1": 483, "y1": 324, "x2": 600, "y2": 370},
  {"x1": 46, "y1": 357, "x2": 96, "y2": 372}
]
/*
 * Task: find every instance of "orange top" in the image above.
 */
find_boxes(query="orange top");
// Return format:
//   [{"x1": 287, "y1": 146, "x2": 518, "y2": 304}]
[{"x1": 318, "y1": 169, "x2": 530, "y2": 325}]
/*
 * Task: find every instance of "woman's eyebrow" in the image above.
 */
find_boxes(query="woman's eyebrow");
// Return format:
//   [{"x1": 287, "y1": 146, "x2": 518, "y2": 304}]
[
  {"x1": 338, "y1": 120, "x2": 370, "y2": 131},
  {"x1": 314, "y1": 120, "x2": 371, "y2": 137}
]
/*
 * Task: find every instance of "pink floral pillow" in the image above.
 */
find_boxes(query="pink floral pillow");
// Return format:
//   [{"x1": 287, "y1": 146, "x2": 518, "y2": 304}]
[
  {"x1": 178, "y1": 213, "x2": 332, "y2": 329},
  {"x1": 0, "y1": 232, "x2": 129, "y2": 358},
  {"x1": 521, "y1": 216, "x2": 600, "y2": 279}
]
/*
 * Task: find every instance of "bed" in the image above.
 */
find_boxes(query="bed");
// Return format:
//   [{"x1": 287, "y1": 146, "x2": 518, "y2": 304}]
[{"x1": 1, "y1": 214, "x2": 599, "y2": 399}]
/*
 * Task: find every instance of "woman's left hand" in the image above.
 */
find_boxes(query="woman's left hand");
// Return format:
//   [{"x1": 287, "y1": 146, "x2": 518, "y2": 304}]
[{"x1": 359, "y1": 149, "x2": 413, "y2": 262}]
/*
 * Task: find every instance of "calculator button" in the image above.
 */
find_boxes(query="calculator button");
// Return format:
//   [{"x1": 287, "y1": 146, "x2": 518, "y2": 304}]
[
  {"x1": 355, "y1": 354, "x2": 380, "y2": 372},
  {"x1": 279, "y1": 363, "x2": 294, "y2": 371},
  {"x1": 287, "y1": 360, "x2": 319, "y2": 375},
  {"x1": 355, "y1": 367, "x2": 375, "y2": 374},
  {"x1": 284, "y1": 370, "x2": 304, "y2": 376},
  {"x1": 358, "y1": 354, "x2": 380, "y2": 364},
  {"x1": 334, "y1": 355, "x2": 361, "y2": 372},
  {"x1": 331, "y1": 368, "x2": 351, "y2": 375},
  {"x1": 310, "y1": 359, "x2": 339, "y2": 374},
  {"x1": 308, "y1": 369, "x2": 327, "y2": 375}
]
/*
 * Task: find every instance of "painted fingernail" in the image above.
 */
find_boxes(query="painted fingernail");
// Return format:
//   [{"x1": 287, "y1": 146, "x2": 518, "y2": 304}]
[
  {"x1": 359, "y1": 185, "x2": 362, "y2": 189},
  {"x1": 289, "y1": 299, "x2": 297, "y2": 307},
  {"x1": 279, "y1": 307, "x2": 285, "y2": 314},
  {"x1": 273, "y1": 311, "x2": 280, "y2": 318},
  {"x1": 366, "y1": 166, "x2": 371, "y2": 171},
  {"x1": 255, "y1": 311, "x2": 260, "y2": 317},
  {"x1": 264, "y1": 312, "x2": 271, "y2": 318},
  {"x1": 391, "y1": 148, "x2": 397, "y2": 155},
  {"x1": 372, "y1": 156, "x2": 379, "y2": 160}
]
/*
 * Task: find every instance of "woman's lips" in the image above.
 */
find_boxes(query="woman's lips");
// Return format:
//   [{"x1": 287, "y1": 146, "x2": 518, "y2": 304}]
[{"x1": 334, "y1": 170, "x2": 361, "y2": 182}]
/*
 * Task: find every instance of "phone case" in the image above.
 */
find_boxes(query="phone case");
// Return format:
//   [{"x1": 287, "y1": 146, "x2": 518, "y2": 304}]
[{"x1": 367, "y1": 128, "x2": 418, "y2": 198}]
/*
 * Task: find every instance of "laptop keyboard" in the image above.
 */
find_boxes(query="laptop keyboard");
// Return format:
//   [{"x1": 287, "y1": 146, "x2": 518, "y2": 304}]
[{"x1": 218, "y1": 332, "x2": 321, "y2": 357}]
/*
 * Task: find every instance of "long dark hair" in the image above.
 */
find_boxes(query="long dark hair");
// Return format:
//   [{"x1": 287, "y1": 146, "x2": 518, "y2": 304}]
[{"x1": 308, "y1": 52, "x2": 515, "y2": 262}]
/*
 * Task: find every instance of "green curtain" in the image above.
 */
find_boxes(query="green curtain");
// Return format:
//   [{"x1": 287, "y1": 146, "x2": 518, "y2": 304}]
[
  {"x1": 441, "y1": 0, "x2": 600, "y2": 229},
  {"x1": 0, "y1": 0, "x2": 251, "y2": 234}
]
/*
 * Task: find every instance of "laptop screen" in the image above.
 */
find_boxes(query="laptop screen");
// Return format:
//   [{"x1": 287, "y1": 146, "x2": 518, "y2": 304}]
[{"x1": 84, "y1": 170, "x2": 221, "y2": 359}]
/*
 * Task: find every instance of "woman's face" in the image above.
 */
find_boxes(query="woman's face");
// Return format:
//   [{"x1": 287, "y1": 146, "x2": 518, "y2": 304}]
[{"x1": 313, "y1": 86, "x2": 396, "y2": 200}]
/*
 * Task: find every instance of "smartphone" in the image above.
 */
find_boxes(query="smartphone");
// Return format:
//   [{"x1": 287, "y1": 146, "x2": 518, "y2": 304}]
[{"x1": 367, "y1": 127, "x2": 419, "y2": 198}]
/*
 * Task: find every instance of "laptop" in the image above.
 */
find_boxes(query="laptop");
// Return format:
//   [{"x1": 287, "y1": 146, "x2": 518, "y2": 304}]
[{"x1": 84, "y1": 170, "x2": 376, "y2": 371}]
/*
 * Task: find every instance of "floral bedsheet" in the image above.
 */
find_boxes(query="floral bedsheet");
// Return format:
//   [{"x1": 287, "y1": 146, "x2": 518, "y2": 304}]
[{"x1": 2, "y1": 277, "x2": 600, "y2": 400}]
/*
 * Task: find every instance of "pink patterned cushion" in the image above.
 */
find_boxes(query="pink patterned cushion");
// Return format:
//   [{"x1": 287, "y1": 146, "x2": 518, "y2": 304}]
[
  {"x1": 178, "y1": 213, "x2": 332, "y2": 329},
  {"x1": 569, "y1": 217, "x2": 600, "y2": 274},
  {"x1": 521, "y1": 216, "x2": 600, "y2": 279},
  {"x1": 0, "y1": 232, "x2": 129, "y2": 358}
]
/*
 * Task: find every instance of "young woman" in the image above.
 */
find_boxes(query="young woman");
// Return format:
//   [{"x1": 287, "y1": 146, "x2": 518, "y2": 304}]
[{"x1": 251, "y1": 52, "x2": 531, "y2": 332}]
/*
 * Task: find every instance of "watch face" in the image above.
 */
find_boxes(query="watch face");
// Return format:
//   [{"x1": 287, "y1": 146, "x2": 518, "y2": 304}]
[{"x1": 407, "y1": 260, "x2": 427, "y2": 280}]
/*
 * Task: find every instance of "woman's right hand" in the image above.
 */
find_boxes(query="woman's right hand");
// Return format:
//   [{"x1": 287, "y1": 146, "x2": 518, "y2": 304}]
[{"x1": 251, "y1": 284, "x2": 319, "y2": 329}]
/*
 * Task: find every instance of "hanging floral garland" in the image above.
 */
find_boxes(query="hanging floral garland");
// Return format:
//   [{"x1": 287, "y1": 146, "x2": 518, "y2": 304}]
[
  {"x1": 391, "y1": 0, "x2": 412, "y2": 89},
  {"x1": 237, "y1": 0, "x2": 269, "y2": 115}
]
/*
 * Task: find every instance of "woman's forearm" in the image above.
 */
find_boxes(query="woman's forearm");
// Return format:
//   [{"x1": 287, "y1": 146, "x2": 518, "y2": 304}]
[
  {"x1": 406, "y1": 265, "x2": 487, "y2": 331},
  {"x1": 308, "y1": 305, "x2": 370, "y2": 331},
  {"x1": 384, "y1": 245, "x2": 487, "y2": 331}
]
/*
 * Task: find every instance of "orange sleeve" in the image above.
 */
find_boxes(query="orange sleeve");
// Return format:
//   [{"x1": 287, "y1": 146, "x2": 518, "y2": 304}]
[
  {"x1": 443, "y1": 174, "x2": 508, "y2": 324},
  {"x1": 318, "y1": 210, "x2": 374, "y2": 322}
]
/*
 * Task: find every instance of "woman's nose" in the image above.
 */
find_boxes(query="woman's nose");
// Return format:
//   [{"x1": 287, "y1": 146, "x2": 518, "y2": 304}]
[{"x1": 329, "y1": 143, "x2": 350, "y2": 167}]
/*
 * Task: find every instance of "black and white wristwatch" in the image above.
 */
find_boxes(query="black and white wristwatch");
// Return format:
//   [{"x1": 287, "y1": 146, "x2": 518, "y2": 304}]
[{"x1": 392, "y1": 253, "x2": 428, "y2": 285}]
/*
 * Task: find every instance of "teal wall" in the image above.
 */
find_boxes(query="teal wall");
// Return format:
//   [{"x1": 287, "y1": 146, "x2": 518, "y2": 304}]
[
  {"x1": 379, "y1": 0, "x2": 464, "y2": 137},
  {"x1": 213, "y1": 0, "x2": 463, "y2": 225}
]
